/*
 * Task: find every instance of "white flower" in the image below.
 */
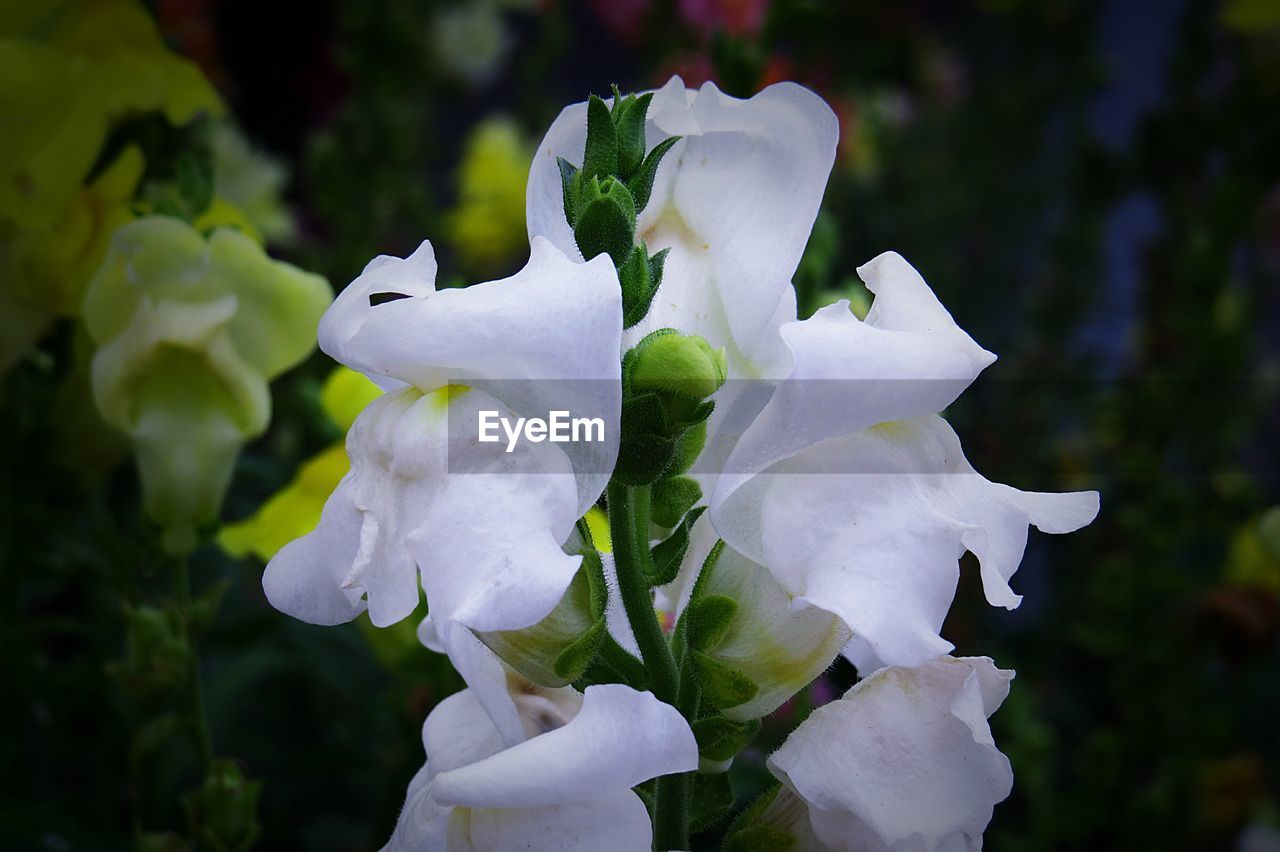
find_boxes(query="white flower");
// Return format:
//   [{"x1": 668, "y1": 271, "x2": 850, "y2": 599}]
[
  {"x1": 527, "y1": 76, "x2": 838, "y2": 377},
  {"x1": 384, "y1": 674, "x2": 698, "y2": 851},
  {"x1": 767, "y1": 656, "x2": 1014, "y2": 852},
  {"x1": 263, "y1": 237, "x2": 622, "y2": 636},
  {"x1": 710, "y1": 252, "x2": 1099, "y2": 670}
]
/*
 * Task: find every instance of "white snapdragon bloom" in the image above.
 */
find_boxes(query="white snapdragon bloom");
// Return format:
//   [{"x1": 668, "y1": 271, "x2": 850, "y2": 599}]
[
  {"x1": 264, "y1": 238, "x2": 622, "y2": 638},
  {"x1": 531, "y1": 82, "x2": 1098, "y2": 672},
  {"x1": 384, "y1": 675, "x2": 698, "y2": 851},
  {"x1": 528, "y1": 76, "x2": 838, "y2": 376},
  {"x1": 711, "y1": 253, "x2": 1099, "y2": 670},
  {"x1": 767, "y1": 656, "x2": 1014, "y2": 852}
]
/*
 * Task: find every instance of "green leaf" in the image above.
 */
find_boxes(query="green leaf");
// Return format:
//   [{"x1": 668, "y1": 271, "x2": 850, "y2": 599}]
[
  {"x1": 670, "y1": 419, "x2": 707, "y2": 475},
  {"x1": 557, "y1": 157, "x2": 580, "y2": 226},
  {"x1": 573, "y1": 178, "x2": 636, "y2": 265},
  {"x1": 582, "y1": 94, "x2": 618, "y2": 179},
  {"x1": 627, "y1": 135, "x2": 680, "y2": 213},
  {"x1": 614, "y1": 91, "x2": 655, "y2": 178},
  {"x1": 692, "y1": 650, "x2": 759, "y2": 709},
  {"x1": 651, "y1": 475, "x2": 702, "y2": 528},
  {"x1": 686, "y1": 594, "x2": 737, "y2": 651},
  {"x1": 176, "y1": 152, "x2": 215, "y2": 217},
  {"x1": 690, "y1": 772, "x2": 735, "y2": 833},
  {"x1": 649, "y1": 505, "x2": 706, "y2": 585},
  {"x1": 692, "y1": 715, "x2": 761, "y2": 762},
  {"x1": 648, "y1": 246, "x2": 670, "y2": 289},
  {"x1": 553, "y1": 619, "x2": 606, "y2": 682}
]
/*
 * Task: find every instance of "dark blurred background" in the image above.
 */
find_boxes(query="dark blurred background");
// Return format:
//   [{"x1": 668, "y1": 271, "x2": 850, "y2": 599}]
[{"x1": 4, "y1": 0, "x2": 1279, "y2": 849}]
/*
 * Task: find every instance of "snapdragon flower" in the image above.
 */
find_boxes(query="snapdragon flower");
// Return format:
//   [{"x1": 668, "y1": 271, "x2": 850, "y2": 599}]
[
  {"x1": 84, "y1": 216, "x2": 331, "y2": 554},
  {"x1": 264, "y1": 238, "x2": 622, "y2": 643},
  {"x1": 765, "y1": 656, "x2": 1014, "y2": 852},
  {"x1": 384, "y1": 665, "x2": 697, "y2": 851},
  {"x1": 529, "y1": 79, "x2": 1099, "y2": 673}
]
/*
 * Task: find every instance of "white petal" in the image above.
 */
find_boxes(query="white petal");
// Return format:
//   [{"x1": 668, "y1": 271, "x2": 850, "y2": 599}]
[
  {"x1": 265, "y1": 386, "x2": 583, "y2": 634},
  {"x1": 716, "y1": 415, "x2": 1098, "y2": 669},
  {"x1": 466, "y1": 792, "x2": 652, "y2": 852},
  {"x1": 528, "y1": 78, "x2": 837, "y2": 375},
  {"x1": 768, "y1": 657, "x2": 1014, "y2": 852},
  {"x1": 431, "y1": 684, "x2": 697, "y2": 809},
  {"x1": 716, "y1": 251, "x2": 995, "y2": 500},
  {"x1": 318, "y1": 237, "x2": 623, "y2": 518},
  {"x1": 262, "y1": 477, "x2": 369, "y2": 625}
]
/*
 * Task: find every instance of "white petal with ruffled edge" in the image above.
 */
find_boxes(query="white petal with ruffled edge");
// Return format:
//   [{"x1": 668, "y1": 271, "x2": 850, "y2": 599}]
[
  {"x1": 264, "y1": 385, "x2": 582, "y2": 633},
  {"x1": 317, "y1": 236, "x2": 622, "y2": 519},
  {"x1": 528, "y1": 77, "x2": 837, "y2": 376},
  {"x1": 715, "y1": 415, "x2": 1098, "y2": 669},
  {"x1": 768, "y1": 656, "x2": 1014, "y2": 852}
]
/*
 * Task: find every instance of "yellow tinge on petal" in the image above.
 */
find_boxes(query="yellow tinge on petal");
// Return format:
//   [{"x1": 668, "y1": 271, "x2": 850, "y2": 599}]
[{"x1": 84, "y1": 216, "x2": 331, "y2": 554}]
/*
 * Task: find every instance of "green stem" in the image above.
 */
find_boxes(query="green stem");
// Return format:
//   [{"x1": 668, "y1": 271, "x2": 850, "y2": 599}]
[
  {"x1": 654, "y1": 622, "x2": 701, "y2": 850},
  {"x1": 606, "y1": 483, "x2": 679, "y2": 705},
  {"x1": 172, "y1": 557, "x2": 215, "y2": 772}
]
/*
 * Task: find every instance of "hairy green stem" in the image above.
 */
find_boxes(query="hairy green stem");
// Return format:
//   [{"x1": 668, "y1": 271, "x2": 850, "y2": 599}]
[
  {"x1": 654, "y1": 622, "x2": 702, "y2": 850},
  {"x1": 172, "y1": 557, "x2": 215, "y2": 771}
]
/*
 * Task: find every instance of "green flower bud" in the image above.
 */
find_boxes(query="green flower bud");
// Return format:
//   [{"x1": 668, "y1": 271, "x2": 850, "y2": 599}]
[
  {"x1": 182, "y1": 760, "x2": 263, "y2": 852},
  {"x1": 628, "y1": 331, "x2": 728, "y2": 402},
  {"x1": 83, "y1": 216, "x2": 331, "y2": 554}
]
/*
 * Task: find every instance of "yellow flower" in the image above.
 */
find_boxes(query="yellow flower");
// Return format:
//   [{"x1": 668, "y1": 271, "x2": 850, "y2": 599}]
[
  {"x1": 0, "y1": 145, "x2": 144, "y2": 370},
  {"x1": 84, "y1": 216, "x2": 331, "y2": 554},
  {"x1": 0, "y1": 0, "x2": 222, "y2": 229},
  {"x1": 447, "y1": 116, "x2": 531, "y2": 273},
  {"x1": 219, "y1": 366, "x2": 382, "y2": 562}
]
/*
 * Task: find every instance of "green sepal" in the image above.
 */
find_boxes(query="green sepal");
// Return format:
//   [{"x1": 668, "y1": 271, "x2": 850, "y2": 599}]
[
  {"x1": 692, "y1": 649, "x2": 759, "y2": 710},
  {"x1": 670, "y1": 419, "x2": 708, "y2": 476},
  {"x1": 619, "y1": 243, "x2": 660, "y2": 328},
  {"x1": 692, "y1": 715, "x2": 761, "y2": 762},
  {"x1": 176, "y1": 151, "x2": 215, "y2": 217},
  {"x1": 613, "y1": 391, "x2": 678, "y2": 486},
  {"x1": 648, "y1": 245, "x2": 669, "y2": 287},
  {"x1": 573, "y1": 176, "x2": 636, "y2": 266},
  {"x1": 613, "y1": 433, "x2": 676, "y2": 487},
  {"x1": 649, "y1": 505, "x2": 706, "y2": 585},
  {"x1": 685, "y1": 594, "x2": 737, "y2": 652},
  {"x1": 627, "y1": 135, "x2": 680, "y2": 213},
  {"x1": 722, "y1": 785, "x2": 793, "y2": 852},
  {"x1": 651, "y1": 475, "x2": 702, "y2": 528},
  {"x1": 581, "y1": 548, "x2": 608, "y2": 620},
  {"x1": 690, "y1": 772, "x2": 736, "y2": 833},
  {"x1": 558, "y1": 157, "x2": 581, "y2": 226},
  {"x1": 613, "y1": 91, "x2": 655, "y2": 178},
  {"x1": 583, "y1": 94, "x2": 618, "y2": 179},
  {"x1": 553, "y1": 619, "x2": 607, "y2": 682}
]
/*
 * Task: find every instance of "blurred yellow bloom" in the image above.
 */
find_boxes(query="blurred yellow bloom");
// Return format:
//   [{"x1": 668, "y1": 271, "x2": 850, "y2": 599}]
[
  {"x1": 447, "y1": 116, "x2": 531, "y2": 273},
  {"x1": 1226, "y1": 507, "x2": 1280, "y2": 594},
  {"x1": 84, "y1": 216, "x2": 331, "y2": 554},
  {"x1": 0, "y1": 0, "x2": 222, "y2": 229},
  {"x1": 1224, "y1": 0, "x2": 1280, "y2": 32},
  {"x1": 0, "y1": 145, "x2": 144, "y2": 370},
  {"x1": 220, "y1": 367, "x2": 382, "y2": 562}
]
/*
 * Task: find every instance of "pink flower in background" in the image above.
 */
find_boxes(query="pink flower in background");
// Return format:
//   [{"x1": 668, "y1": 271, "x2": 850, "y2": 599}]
[{"x1": 678, "y1": 0, "x2": 770, "y2": 39}]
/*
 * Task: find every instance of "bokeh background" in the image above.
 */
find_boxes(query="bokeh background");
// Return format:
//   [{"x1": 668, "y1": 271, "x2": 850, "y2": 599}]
[{"x1": 4, "y1": 0, "x2": 1280, "y2": 849}]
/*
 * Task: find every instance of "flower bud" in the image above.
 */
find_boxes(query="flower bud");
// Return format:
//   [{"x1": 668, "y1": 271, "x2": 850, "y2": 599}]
[
  {"x1": 182, "y1": 760, "x2": 262, "y2": 852},
  {"x1": 629, "y1": 331, "x2": 728, "y2": 403}
]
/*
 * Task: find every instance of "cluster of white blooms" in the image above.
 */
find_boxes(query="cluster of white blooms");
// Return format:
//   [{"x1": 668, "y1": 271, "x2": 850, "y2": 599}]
[{"x1": 265, "y1": 78, "x2": 1098, "y2": 851}]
